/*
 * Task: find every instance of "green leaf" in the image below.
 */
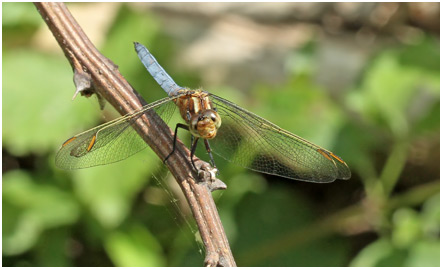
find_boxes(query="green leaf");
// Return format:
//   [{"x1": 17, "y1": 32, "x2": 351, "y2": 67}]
[
  {"x1": 348, "y1": 50, "x2": 440, "y2": 138},
  {"x1": 2, "y1": 2, "x2": 42, "y2": 47},
  {"x1": 234, "y1": 187, "x2": 348, "y2": 266},
  {"x1": 405, "y1": 240, "x2": 440, "y2": 266},
  {"x1": 102, "y1": 4, "x2": 161, "y2": 77},
  {"x1": 252, "y1": 76, "x2": 347, "y2": 150},
  {"x1": 2, "y1": 2, "x2": 41, "y2": 26},
  {"x1": 350, "y1": 238, "x2": 396, "y2": 266},
  {"x1": 420, "y1": 193, "x2": 440, "y2": 236},
  {"x1": 2, "y1": 50, "x2": 99, "y2": 156},
  {"x1": 399, "y1": 36, "x2": 440, "y2": 72},
  {"x1": 68, "y1": 149, "x2": 158, "y2": 229},
  {"x1": 105, "y1": 223, "x2": 165, "y2": 266},
  {"x1": 3, "y1": 170, "x2": 79, "y2": 255},
  {"x1": 391, "y1": 207, "x2": 422, "y2": 248}
]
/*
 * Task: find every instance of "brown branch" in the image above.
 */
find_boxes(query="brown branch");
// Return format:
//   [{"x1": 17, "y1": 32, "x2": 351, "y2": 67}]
[{"x1": 34, "y1": 2, "x2": 235, "y2": 267}]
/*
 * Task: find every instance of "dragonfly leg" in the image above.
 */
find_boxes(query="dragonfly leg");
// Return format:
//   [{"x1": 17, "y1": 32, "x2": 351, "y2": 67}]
[
  {"x1": 190, "y1": 134, "x2": 194, "y2": 148},
  {"x1": 164, "y1": 123, "x2": 189, "y2": 163},
  {"x1": 190, "y1": 137, "x2": 199, "y2": 171},
  {"x1": 203, "y1": 139, "x2": 217, "y2": 169}
]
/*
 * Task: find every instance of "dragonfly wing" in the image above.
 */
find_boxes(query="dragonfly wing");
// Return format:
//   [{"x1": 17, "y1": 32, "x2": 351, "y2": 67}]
[
  {"x1": 55, "y1": 96, "x2": 178, "y2": 170},
  {"x1": 209, "y1": 94, "x2": 351, "y2": 183}
]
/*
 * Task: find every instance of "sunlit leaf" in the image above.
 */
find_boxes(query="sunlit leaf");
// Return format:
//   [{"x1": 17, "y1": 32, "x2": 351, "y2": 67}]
[
  {"x1": 3, "y1": 50, "x2": 99, "y2": 156},
  {"x1": 105, "y1": 224, "x2": 165, "y2": 266},
  {"x1": 3, "y1": 170, "x2": 79, "y2": 255}
]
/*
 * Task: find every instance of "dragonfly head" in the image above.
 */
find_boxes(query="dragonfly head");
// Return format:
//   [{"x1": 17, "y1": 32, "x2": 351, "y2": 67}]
[{"x1": 189, "y1": 109, "x2": 221, "y2": 139}]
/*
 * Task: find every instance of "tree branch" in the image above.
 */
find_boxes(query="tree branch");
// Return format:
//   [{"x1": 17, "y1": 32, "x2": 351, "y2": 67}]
[{"x1": 34, "y1": 2, "x2": 235, "y2": 266}]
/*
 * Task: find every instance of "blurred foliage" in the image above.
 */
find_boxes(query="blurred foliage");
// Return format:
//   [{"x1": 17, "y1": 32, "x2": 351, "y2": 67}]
[
  {"x1": 350, "y1": 194, "x2": 440, "y2": 266},
  {"x1": 3, "y1": 2, "x2": 440, "y2": 267}
]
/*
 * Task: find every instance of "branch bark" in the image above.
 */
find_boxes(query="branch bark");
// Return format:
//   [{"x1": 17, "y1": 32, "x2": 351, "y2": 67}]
[{"x1": 34, "y1": 2, "x2": 235, "y2": 267}]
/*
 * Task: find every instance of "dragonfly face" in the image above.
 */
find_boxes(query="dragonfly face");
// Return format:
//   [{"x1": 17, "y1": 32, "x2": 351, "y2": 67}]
[
  {"x1": 189, "y1": 109, "x2": 221, "y2": 139},
  {"x1": 55, "y1": 42, "x2": 351, "y2": 183},
  {"x1": 173, "y1": 89, "x2": 222, "y2": 139}
]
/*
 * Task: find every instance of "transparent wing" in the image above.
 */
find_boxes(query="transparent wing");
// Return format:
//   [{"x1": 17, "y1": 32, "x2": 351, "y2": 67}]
[
  {"x1": 55, "y1": 96, "x2": 179, "y2": 170},
  {"x1": 209, "y1": 94, "x2": 351, "y2": 183}
]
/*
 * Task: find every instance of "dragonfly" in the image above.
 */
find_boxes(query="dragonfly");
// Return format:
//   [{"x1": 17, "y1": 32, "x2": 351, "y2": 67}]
[{"x1": 55, "y1": 42, "x2": 351, "y2": 183}]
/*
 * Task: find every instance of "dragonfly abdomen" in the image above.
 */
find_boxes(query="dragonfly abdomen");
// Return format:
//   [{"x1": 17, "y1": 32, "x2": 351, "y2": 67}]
[{"x1": 134, "y1": 42, "x2": 182, "y2": 95}]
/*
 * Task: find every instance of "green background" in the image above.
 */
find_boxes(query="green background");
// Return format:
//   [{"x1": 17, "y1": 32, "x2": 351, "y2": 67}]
[{"x1": 3, "y1": 2, "x2": 440, "y2": 266}]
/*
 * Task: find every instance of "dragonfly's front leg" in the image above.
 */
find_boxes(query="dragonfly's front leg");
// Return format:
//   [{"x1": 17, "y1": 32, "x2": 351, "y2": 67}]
[
  {"x1": 164, "y1": 123, "x2": 200, "y2": 172},
  {"x1": 189, "y1": 137, "x2": 199, "y2": 172},
  {"x1": 164, "y1": 123, "x2": 189, "y2": 163}
]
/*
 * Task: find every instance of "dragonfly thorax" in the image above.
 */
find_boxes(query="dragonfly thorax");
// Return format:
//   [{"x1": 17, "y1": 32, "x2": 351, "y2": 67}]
[{"x1": 189, "y1": 109, "x2": 221, "y2": 139}]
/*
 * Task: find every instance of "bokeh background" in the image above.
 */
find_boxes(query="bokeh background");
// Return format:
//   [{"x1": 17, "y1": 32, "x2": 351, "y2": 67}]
[{"x1": 2, "y1": 2, "x2": 440, "y2": 266}]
